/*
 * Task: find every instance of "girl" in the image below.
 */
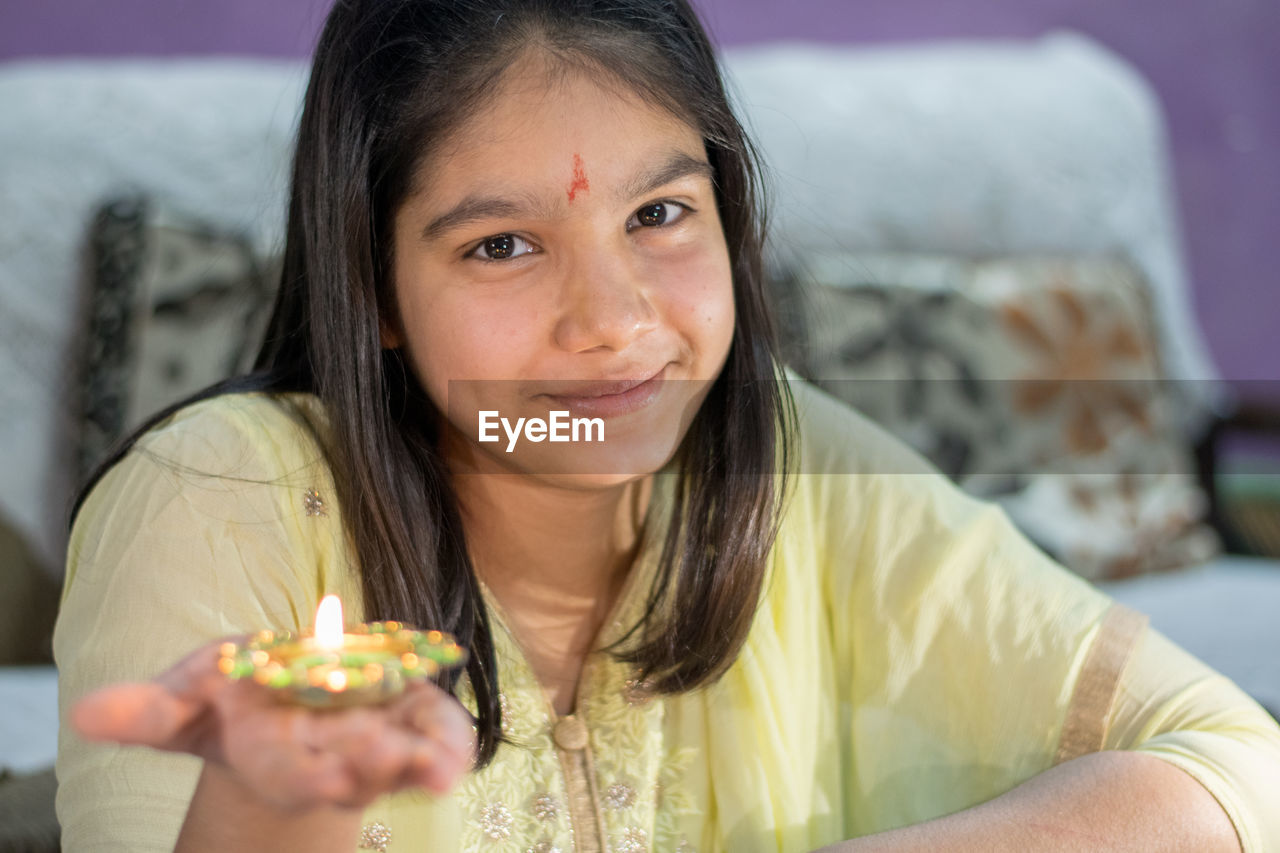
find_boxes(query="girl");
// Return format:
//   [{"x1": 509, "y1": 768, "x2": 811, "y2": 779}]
[{"x1": 56, "y1": 1, "x2": 1280, "y2": 851}]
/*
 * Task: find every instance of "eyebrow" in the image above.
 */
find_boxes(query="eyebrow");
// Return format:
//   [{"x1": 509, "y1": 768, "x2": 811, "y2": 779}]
[
  {"x1": 420, "y1": 192, "x2": 554, "y2": 242},
  {"x1": 419, "y1": 150, "x2": 715, "y2": 242},
  {"x1": 618, "y1": 150, "x2": 715, "y2": 205}
]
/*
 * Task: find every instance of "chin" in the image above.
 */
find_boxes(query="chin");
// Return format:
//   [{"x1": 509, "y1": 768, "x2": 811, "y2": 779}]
[
  {"x1": 524, "y1": 470, "x2": 656, "y2": 492},
  {"x1": 456, "y1": 376, "x2": 711, "y2": 482},
  {"x1": 492, "y1": 428, "x2": 686, "y2": 488}
]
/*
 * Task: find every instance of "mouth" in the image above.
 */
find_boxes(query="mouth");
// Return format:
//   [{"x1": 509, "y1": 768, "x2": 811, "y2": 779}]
[{"x1": 540, "y1": 365, "x2": 669, "y2": 418}]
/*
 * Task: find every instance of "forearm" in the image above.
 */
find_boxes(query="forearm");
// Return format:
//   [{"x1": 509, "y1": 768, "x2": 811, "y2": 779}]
[
  {"x1": 817, "y1": 751, "x2": 1240, "y2": 853},
  {"x1": 176, "y1": 762, "x2": 363, "y2": 853}
]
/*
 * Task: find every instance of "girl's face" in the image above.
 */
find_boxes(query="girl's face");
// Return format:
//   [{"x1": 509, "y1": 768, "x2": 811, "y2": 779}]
[{"x1": 389, "y1": 55, "x2": 736, "y2": 486}]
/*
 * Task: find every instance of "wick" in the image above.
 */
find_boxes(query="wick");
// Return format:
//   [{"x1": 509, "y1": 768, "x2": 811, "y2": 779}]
[{"x1": 567, "y1": 153, "x2": 589, "y2": 202}]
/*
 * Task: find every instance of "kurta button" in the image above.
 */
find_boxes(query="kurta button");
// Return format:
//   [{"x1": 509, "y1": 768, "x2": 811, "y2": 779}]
[{"x1": 553, "y1": 715, "x2": 589, "y2": 751}]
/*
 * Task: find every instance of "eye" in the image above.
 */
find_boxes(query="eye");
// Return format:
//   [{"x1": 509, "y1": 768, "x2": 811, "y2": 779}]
[
  {"x1": 627, "y1": 201, "x2": 689, "y2": 231},
  {"x1": 468, "y1": 233, "x2": 536, "y2": 262}
]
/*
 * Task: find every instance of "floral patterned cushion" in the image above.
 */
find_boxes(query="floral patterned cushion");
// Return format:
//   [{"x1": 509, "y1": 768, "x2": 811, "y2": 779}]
[
  {"x1": 75, "y1": 196, "x2": 278, "y2": 485},
  {"x1": 779, "y1": 253, "x2": 1219, "y2": 581}
]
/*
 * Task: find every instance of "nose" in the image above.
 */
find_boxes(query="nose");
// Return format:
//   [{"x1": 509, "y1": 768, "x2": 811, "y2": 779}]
[{"x1": 552, "y1": 245, "x2": 659, "y2": 353}]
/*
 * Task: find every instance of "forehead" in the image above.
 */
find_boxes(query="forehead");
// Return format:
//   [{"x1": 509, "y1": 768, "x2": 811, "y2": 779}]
[{"x1": 410, "y1": 55, "x2": 706, "y2": 203}]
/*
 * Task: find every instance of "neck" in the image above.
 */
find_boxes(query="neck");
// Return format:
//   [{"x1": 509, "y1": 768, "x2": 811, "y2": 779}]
[
  {"x1": 443, "y1": 426, "x2": 654, "y2": 712},
  {"x1": 456, "y1": 470, "x2": 652, "y2": 611}
]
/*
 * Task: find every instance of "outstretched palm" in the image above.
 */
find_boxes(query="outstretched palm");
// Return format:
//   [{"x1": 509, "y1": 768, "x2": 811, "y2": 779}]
[{"x1": 71, "y1": 639, "x2": 476, "y2": 811}]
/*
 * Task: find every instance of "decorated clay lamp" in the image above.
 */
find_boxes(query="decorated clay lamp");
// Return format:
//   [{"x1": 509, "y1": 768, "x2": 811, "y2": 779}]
[{"x1": 218, "y1": 595, "x2": 465, "y2": 708}]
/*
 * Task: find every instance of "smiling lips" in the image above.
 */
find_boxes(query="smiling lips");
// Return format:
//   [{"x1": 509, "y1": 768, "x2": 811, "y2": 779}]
[{"x1": 541, "y1": 366, "x2": 668, "y2": 418}]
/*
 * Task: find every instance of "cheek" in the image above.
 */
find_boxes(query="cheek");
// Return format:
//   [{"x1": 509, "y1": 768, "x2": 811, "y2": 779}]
[
  {"x1": 396, "y1": 284, "x2": 544, "y2": 398},
  {"x1": 654, "y1": 244, "x2": 736, "y2": 364}
]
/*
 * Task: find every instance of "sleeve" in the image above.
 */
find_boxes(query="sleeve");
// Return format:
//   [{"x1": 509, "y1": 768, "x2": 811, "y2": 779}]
[
  {"x1": 53, "y1": 395, "x2": 358, "y2": 852},
  {"x1": 1102, "y1": 622, "x2": 1280, "y2": 852},
  {"x1": 791, "y1": 382, "x2": 1280, "y2": 846},
  {"x1": 829, "y1": 468, "x2": 1119, "y2": 836}
]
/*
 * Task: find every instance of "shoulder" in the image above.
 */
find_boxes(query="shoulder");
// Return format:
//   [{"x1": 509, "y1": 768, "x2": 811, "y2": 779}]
[
  {"x1": 779, "y1": 377, "x2": 950, "y2": 540},
  {"x1": 62, "y1": 389, "x2": 360, "y2": 651},
  {"x1": 785, "y1": 376, "x2": 937, "y2": 479},
  {"x1": 128, "y1": 391, "x2": 330, "y2": 480},
  {"x1": 70, "y1": 390, "x2": 341, "y2": 572},
  {"x1": 90, "y1": 390, "x2": 337, "y2": 519},
  {"x1": 773, "y1": 378, "x2": 1104, "y2": 622}
]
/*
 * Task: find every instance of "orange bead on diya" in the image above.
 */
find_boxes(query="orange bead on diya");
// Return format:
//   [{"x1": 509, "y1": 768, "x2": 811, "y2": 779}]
[{"x1": 218, "y1": 595, "x2": 466, "y2": 708}]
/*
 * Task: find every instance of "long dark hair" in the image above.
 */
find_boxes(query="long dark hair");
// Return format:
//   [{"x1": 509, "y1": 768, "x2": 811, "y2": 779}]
[{"x1": 76, "y1": 0, "x2": 794, "y2": 768}]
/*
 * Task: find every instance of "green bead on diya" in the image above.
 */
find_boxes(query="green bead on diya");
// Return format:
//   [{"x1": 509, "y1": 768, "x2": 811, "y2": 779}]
[{"x1": 218, "y1": 595, "x2": 467, "y2": 708}]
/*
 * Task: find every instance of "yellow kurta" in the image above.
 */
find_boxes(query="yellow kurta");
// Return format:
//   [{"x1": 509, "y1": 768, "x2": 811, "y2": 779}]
[{"x1": 55, "y1": 382, "x2": 1280, "y2": 851}]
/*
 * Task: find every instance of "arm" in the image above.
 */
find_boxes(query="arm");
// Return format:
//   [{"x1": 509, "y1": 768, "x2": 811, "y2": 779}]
[
  {"x1": 70, "y1": 638, "x2": 474, "y2": 853},
  {"x1": 60, "y1": 396, "x2": 477, "y2": 851},
  {"x1": 178, "y1": 764, "x2": 362, "y2": 852},
  {"x1": 55, "y1": 396, "x2": 360, "y2": 850},
  {"x1": 826, "y1": 534, "x2": 1280, "y2": 851},
  {"x1": 828, "y1": 523, "x2": 1279, "y2": 850},
  {"x1": 797, "y1": 384, "x2": 1280, "y2": 850},
  {"x1": 820, "y1": 613, "x2": 1280, "y2": 851},
  {"x1": 817, "y1": 750, "x2": 1238, "y2": 852}
]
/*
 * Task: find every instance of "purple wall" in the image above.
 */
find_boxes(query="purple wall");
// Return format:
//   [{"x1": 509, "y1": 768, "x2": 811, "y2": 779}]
[{"x1": 3, "y1": 0, "x2": 1277, "y2": 381}]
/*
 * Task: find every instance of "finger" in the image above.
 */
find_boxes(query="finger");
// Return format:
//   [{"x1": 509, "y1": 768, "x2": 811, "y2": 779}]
[
  {"x1": 357, "y1": 723, "x2": 466, "y2": 800},
  {"x1": 344, "y1": 736, "x2": 425, "y2": 807},
  {"x1": 294, "y1": 702, "x2": 466, "y2": 803},
  {"x1": 71, "y1": 683, "x2": 203, "y2": 748},
  {"x1": 319, "y1": 710, "x2": 397, "y2": 770},
  {"x1": 403, "y1": 738, "x2": 460, "y2": 795},
  {"x1": 156, "y1": 638, "x2": 246, "y2": 698},
  {"x1": 217, "y1": 708, "x2": 360, "y2": 810},
  {"x1": 72, "y1": 636, "x2": 256, "y2": 745},
  {"x1": 395, "y1": 691, "x2": 476, "y2": 793},
  {"x1": 302, "y1": 709, "x2": 425, "y2": 804},
  {"x1": 244, "y1": 706, "x2": 405, "y2": 808},
  {"x1": 401, "y1": 689, "x2": 477, "y2": 768},
  {"x1": 245, "y1": 742, "x2": 358, "y2": 811}
]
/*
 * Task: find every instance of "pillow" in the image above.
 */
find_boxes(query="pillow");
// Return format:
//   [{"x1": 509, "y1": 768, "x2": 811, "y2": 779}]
[
  {"x1": 727, "y1": 35, "x2": 1223, "y2": 411},
  {"x1": 780, "y1": 253, "x2": 1220, "y2": 581},
  {"x1": 0, "y1": 511, "x2": 58, "y2": 665},
  {"x1": 75, "y1": 195, "x2": 279, "y2": 485},
  {"x1": 0, "y1": 59, "x2": 304, "y2": 579}
]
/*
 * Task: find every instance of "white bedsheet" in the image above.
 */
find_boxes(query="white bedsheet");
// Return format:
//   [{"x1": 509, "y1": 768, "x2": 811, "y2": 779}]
[
  {"x1": 1099, "y1": 555, "x2": 1280, "y2": 714},
  {"x1": 0, "y1": 666, "x2": 59, "y2": 774}
]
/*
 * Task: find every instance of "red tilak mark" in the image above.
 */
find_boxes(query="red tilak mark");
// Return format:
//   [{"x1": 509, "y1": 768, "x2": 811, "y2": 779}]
[{"x1": 567, "y1": 153, "x2": 590, "y2": 202}]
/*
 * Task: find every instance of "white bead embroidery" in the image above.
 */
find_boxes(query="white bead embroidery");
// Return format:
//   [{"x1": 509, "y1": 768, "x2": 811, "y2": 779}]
[
  {"x1": 478, "y1": 802, "x2": 514, "y2": 841},
  {"x1": 603, "y1": 783, "x2": 637, "y2": 810},
  {"x1": 303, "y1": 488, "x2": 327, "y2": 517},
  {"x1": 615, "y1": 826, "x2": 648, "y2": 853},
  {"x1": 531, "y1": 792, "x2": 560, "y2": 822},
  {"x1": 358, "y1": 821, "x2": 391, "y2": 852},
  {"x1": 526, "y1": 841, "x2": 561, "y2": 853}
]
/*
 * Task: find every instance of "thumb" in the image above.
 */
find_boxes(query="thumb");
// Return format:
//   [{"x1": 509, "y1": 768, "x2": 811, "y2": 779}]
[{"x1": 71, "y1": 682, "x2": 202, "y2": 748}]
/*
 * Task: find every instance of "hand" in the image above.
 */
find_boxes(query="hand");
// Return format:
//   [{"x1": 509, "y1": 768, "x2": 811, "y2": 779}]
[{"x1": 71, "y1": 638, "x2": 477, "y2": 811}]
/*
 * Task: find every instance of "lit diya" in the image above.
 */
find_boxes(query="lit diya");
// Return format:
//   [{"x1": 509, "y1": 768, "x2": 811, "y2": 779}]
[{"x1": 218, "y1": 595, "x2": 466, "y2": 709}]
